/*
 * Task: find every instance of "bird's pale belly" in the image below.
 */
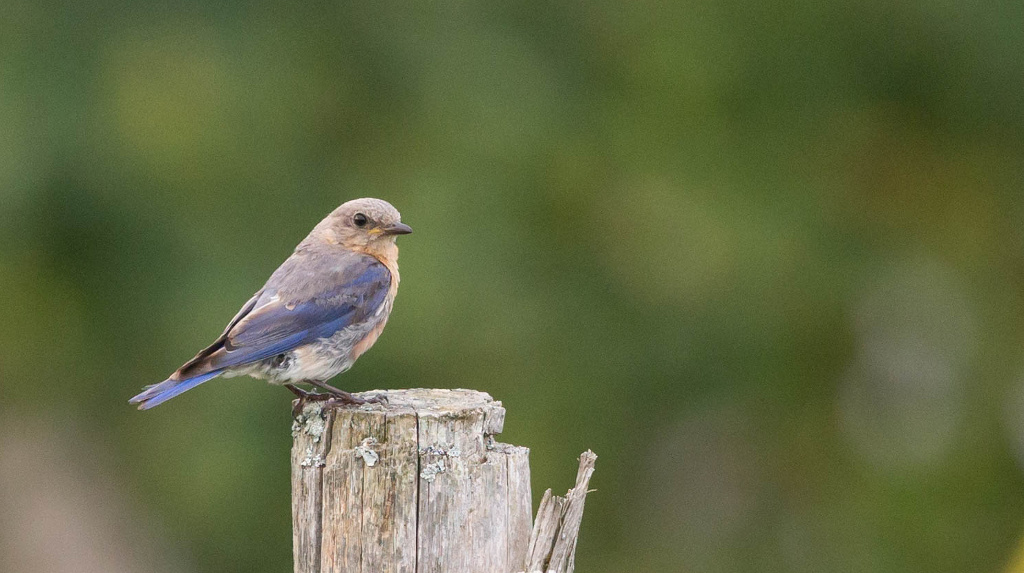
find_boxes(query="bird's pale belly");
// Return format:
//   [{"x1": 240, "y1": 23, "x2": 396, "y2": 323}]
[{"x1": 230, "y1": 315, "x2": 388, "y2": 384}]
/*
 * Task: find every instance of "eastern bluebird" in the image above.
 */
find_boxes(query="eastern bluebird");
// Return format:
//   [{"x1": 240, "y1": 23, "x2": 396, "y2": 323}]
[{"x1": 130, "y1": 198, "x2": 412, "y2": 410}]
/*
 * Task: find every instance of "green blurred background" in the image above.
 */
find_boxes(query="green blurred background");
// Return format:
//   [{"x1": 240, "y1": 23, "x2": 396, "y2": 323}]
[{"x1": 2, "y1": 1, "x2": 1024, "y2": 572}]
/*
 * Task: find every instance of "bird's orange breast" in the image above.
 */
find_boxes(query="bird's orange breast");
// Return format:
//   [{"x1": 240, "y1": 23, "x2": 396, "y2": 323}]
[{"x1": 351, "y1": 317, "x2": 389, "y2": 361}]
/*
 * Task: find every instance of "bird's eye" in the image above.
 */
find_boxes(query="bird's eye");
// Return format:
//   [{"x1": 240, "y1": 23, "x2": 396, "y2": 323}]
[{"x1": 353, "y1": 213, "x2": 368, "y2": 227}]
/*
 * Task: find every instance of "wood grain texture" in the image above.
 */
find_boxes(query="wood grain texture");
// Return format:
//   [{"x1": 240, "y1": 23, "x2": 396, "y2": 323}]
[
  {"x1": 292, "y1": 402, "x2": 332, "y2": 573},
  {"x1": 291, "y1": 389, "x2": 533, "y2": 573}
]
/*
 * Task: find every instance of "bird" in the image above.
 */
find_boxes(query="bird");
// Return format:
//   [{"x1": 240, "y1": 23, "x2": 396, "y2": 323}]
[{"x1": 129, "y1": 198, "x2": 412, "y2": 411}]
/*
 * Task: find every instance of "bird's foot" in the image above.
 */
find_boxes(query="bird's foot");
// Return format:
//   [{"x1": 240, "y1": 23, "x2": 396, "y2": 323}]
[
  {"x1": 366, "y1": 393, "x2": 388, "y2": 405},
  {"x1": 287, "y1": 384, "x2": 332, "y2": 418},
  {"x1": 307, "y1": 381, "x2": 388, "y2": 409},
  {"x1": 323, "y1": 391, "x2": 388, "y2": 409}
]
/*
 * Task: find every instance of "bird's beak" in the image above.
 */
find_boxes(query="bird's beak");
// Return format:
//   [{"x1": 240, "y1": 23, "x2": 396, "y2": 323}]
[{"x1": 382, "y1": 222, "x2": 413, "y2": 235}]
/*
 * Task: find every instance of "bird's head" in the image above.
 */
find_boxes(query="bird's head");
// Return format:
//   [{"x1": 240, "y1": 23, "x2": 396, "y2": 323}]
[{"x1": 318, "y1": 198, "x2": 412, "y2": 252}]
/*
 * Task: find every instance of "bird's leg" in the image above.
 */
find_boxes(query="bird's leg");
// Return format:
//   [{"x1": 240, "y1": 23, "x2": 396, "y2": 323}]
[
  {"x1": 308, "y1": 380, "x2": 388, "y2": 407},
  {"x1": 308, "y1": 380, "x2": 365, "y2": 404},
  {"x1": 285, "y1": 383, "x2": 328, "y2": 399},
  {"x1": 285, "y1": 384, "x2": 307, "y2": 399},
  {"x1": 286, "y1": 383, "x2": 331, "y2": 418}
]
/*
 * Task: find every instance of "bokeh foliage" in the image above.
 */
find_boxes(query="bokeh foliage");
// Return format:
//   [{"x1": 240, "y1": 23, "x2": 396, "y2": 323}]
[{"x1": 2, "y1": 0, "x2": 1024, "y2": 572}]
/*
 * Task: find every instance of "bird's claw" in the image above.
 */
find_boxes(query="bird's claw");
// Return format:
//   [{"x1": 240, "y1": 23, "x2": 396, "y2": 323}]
[
  {"x1": 323, "y1": 392, "x2": 388, "y2": 409},
  {"x1": 363, "y1": 393, "x2": 388, "y2": 406},
  {"x1": 291, "y1": 392, "x2": 332, "y2": 418}
]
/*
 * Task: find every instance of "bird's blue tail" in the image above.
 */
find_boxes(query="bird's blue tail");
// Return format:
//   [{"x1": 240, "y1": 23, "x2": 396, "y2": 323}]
[{"x1": 129, "y1": 370, "x2": 223, "y2": 410}]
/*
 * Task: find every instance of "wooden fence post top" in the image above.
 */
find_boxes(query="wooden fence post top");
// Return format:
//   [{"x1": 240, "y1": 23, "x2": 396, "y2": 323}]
[
  {"x1": 356, "y1": 387, "x2": 499, "y2": 409},
  {"x1": 291, "y1": 388, "x2": 531, "y2": 573},
  {"x1": 291, "y1": 388, "x2": 594, "y2": 573},
  {"x1": 352, "y1": 388, "x2": 507, "y2": 432}
]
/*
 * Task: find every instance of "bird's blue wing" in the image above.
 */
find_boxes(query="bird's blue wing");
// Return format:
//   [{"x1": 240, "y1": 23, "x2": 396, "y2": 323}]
[{"x1": 186, "y1": 256, "x2": 391, "y2": 375}]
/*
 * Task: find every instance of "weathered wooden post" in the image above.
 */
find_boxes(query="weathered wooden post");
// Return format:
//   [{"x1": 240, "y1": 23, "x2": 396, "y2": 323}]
[{"x1": 291, "y1": 388, "x2": 537, "y2": 573}]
